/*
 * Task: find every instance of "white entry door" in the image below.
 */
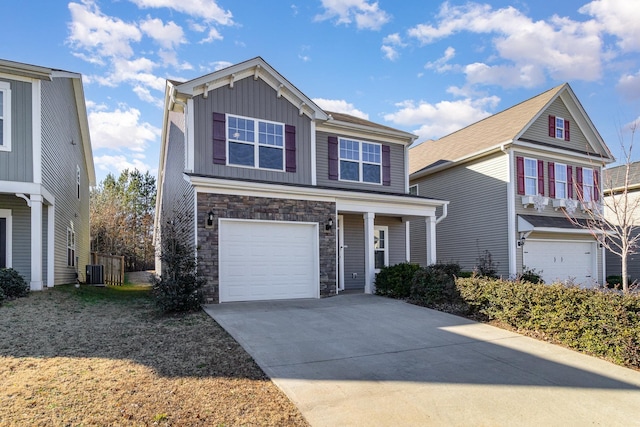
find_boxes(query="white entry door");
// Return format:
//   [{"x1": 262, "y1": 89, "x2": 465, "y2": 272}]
[
  {"x1": 218, "y1": 219, "x2": 319, "y2": 302},
  {"x1": 524, "y1": 240, "x2": 597, "y2": 286}
]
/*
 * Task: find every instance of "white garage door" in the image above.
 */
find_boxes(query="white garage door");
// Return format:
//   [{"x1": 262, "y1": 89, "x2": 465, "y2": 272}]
[
  {"x1": 524, "y1": 240, "x2": 597, "y2": 286},
  {"x1": 219, "y1": 219, "x2": 319, "y2": 302}
]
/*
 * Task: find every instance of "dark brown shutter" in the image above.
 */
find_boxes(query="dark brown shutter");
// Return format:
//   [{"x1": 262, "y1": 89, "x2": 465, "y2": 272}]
[
  {"x1": 285, "y1": 124, "x2": 296, "y2": 172},
  {"x1": 0, "y1": 218, "x2": 5, "y2": 269},
  {"x1": 576, "y1": 166, "x2": 583, "y2": 199},
  {"x1": 382, "y1": 145, "x2": 391, "y2": 186},
  {"x1": 548, "y1": 115, "x2": 556, "y2": 138},
  {"x1": 537, "y1": 160, "x2": 544, "y2": 195},
  {"x1": 567, "y1": 165, "x2": 573, "y2": 198},
  {"x1": 594, "y1": 169, "x2": 599, "y2": 201},
  {"x1": 516, "y1": 156, "x2": 525, "y2": 195},
  {"x1": 548, "y1": 162, "x2": 555, "y2": 198},
  {"x1": 212, "y1": 112, "x2": 226, "y2": 165},
  {"x1": 565, "y1": 120, "x2": 570, "y2": 141},
  {"x1": 328, "y1": 136, "x2": 338, "y2": 180}
]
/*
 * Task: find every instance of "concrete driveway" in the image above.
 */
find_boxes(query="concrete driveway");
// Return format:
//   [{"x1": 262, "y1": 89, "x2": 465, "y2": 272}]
[{"x1": 204, "y1": 294, "x2": 640, "y2": 426}]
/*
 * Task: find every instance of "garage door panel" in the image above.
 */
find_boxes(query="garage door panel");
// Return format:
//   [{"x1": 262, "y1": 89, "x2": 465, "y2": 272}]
[
  {"x1": 524, "y1": 240, "x2": 596, "y2": 286},
  {"x1": 219, "y1": 220, "x2": 319, "y2": 302}
]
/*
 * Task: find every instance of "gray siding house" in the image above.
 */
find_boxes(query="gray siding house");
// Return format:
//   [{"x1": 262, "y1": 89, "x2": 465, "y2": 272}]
[
  {"x1": 0, "y1": 59, "x2": 95, "y2": 290},
  {"x1": 155, "y1": 57, "x2": 448, "y2": 303},
  {"x1": 409, "y1": 84, "x2": 614, "y2": 286}
]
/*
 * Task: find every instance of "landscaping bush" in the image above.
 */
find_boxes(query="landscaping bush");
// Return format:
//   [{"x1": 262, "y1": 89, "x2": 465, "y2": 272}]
[
  {"x1": 0, "y1": 268, "x2": 29, "y2": 299},
  {"x1": 519, "y1": 266, "x2": 544, "y2": 284},
  {"x1": 474, "y1": 250, "x2": 498, "y2": 278},
  {"x1": 410, "y1": 263, "x2": 464, "y2": 308},
  {"x1": 455, "y1": 277, "x2": 640, "y2": 368},
  {"x1": 606, "y1": 275, "x2": 623, "y2": 289},
  {"x1": 374, "y1": 262, "x2": 421, "y2": 298},
  {"x1": 0, "y1": 286, "x2": 5, "y2": 306}
]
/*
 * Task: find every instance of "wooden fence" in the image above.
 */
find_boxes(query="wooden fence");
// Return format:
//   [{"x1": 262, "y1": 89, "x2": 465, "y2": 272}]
[{"x1": 91, "y1": 252, "x2": 125, "y2": 286}]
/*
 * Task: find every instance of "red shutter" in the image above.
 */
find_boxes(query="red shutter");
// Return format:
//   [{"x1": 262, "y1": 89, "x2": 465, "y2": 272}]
[
  {"x1": 565, "y1": 120, "x2": 570, "y2": 141},
  {"x1": 285, "y1": 124, "x2": 296, "y2": 172},
  {"x1": 567, "y1": 165, "x2": 573, "y2": 198},
  {"x1": 212, "y1": 112, "x2": 226, "y2": 165},
  {"x1": 328, "y1": 136, "x2": 338, "y2": 180},
  {"x1": 382, "y1": 145, "x2": 391, "y2": 186},
  {"x1": 548, "y1": 115, "x2": 556, "y2": 138},
  {"x1": 548, "y1": 162, "x2": 555, "y2": 198},
  {"x1": 537, "y1": 160, "x2": 544, "y2": 195},
  {"x1": 516, "y1": 156, "x2": 525, "y2": 195},
  {"x1": 594, "y1": 169, "x2": 600, "y2": 201},
  {"x1": 576, "y1": 166, "x2": 583, "y2": 199}
]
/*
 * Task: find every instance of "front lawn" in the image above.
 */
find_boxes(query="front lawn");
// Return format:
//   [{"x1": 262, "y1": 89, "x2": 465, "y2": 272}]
[{"x1": 0, "y1": 284, "x2": 308, "y2": 426}]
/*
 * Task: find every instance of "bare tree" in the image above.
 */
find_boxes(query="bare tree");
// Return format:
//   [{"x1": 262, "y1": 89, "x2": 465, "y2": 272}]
[{"x1": 566, "y1": 123, "x2": 640, "y2": 293}]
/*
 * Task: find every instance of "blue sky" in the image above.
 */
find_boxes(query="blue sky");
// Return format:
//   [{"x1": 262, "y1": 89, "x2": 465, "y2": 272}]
[{"x1": 2, "y1": 0, "x2": 640, "y2": 183}]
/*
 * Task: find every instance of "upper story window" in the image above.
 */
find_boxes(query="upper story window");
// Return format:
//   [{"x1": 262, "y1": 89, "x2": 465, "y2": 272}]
[
  {"x1": 554, "y1": 163, "x2": 568, "y2": 199},
  {"x1": 409, "y1": 184, "x2": 418, "y2": 195},
  {"x1": 76, "y1": 165, "x2": 81, "y2": 199},
  {"x1": 227, "y1": 114, "x2": 284, "y2": 171},
  {"x1": 524, "y1": 158, "x2": 538, "y2": 195},
  {"x1": 0, "y1": 81, "x2": 11, "y2": 152},
  {"x1": 549, "y1": 115, "x2": 570, "y2": 141},
  {"x1": 582, "y1": 167, "x2": 594, "y2": 202},
  {"x1": 339, "y1": 138, "x2": 381, "y2": 184}
]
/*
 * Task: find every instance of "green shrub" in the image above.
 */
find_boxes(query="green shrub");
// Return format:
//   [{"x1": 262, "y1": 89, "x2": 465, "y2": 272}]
[
  {"x1": 454, "y1": 277, "x2": 640, "y2": 368},
  {"x1": 0, "y1": 286, "x2": 5, "y2": 306},
  {"x1": 520, "y1": 266, "x2": 544, "y2": 284},
  {"x1": 374, "y1": 262, "x2": 421, "y2": 298},
  {"x1": 474, "y1": 250, "x2": 498, "y2": 278},
  {"x1": 0, "y1": 268, "x2": 29, "y2": 299},
  {"x1": 606, "y1": 275, "x2": 623, "y2": 289},
  {"x1": 410, "y1": 263, "x2": 462, "y2": 306}
]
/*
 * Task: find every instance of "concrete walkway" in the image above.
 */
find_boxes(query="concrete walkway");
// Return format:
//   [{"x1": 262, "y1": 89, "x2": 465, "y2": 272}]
[{"x1": 204, "y1": 294, "x2": 640, "y2": 426}]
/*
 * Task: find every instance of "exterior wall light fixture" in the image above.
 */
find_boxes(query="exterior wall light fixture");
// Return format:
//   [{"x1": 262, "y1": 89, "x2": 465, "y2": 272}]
[{"x1": 326, "y1": 217, "x2": 333, "y2": 231}]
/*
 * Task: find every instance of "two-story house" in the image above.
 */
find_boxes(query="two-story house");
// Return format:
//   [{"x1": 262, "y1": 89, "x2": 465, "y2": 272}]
[
  {"x1": 409, "y1": 83, "x2": 614, "y2": 286},
  {"x1": 155, "y1": 57, "x2": 448, "y2": 303},
  {"x1": 0, "y1": 59, "x2": 95, "y2": 290}
]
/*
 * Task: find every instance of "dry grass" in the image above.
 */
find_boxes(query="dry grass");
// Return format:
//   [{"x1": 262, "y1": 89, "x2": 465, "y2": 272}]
[{"x1": 0, "y1": 283, "x2": 308, "y2": 426}]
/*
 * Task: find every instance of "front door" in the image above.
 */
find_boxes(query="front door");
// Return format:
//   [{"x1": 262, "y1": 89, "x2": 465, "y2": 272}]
[{"x1": 0, "y1": 218, "x2": 5, "y2": 268}]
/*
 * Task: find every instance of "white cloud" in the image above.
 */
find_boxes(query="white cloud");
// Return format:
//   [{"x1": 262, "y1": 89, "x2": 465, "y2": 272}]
[
  {"x1": 381, "y1": 33, "x2": 405, "y2": 61},
  {"x1": 407, "y1": 2, "x2": 604, "y2": 86},
  {"x1": 425, "y1": 46, "x2": 456, "y2": 73},
  {"x1": 617, "y1": 70, "x2": 640, "y2": 100},
  {"x1": 580, "y1": 0, "x2": 640, "y2": 52},
  {"x1": 384, "y1": 96, "x2": 500, "y2": 140},
  {"x1": 94, "y1": 154, "x2": 155, "y2": 176},
  {"x1": 199, "y1": 27, "x2": 223, "y2": 43},
  {"x1": 464, "y1": 62, "x2": 546, "y2": 88},
  {"x1": 128, "y1": 0, "x2": 233, "y2": 25},
  {"x1": 91, "y1": 57, "x2": 166, "y2": 91},
  {"x1": 315, "y1": 0, "x2": 390, "y2": 30},
  {"x1": 139, "y1": 17, "x2": 186, "y2": 49},
  {"x1": 313, "y1": 98, "x2": 369, "y2": 119},
  {"x1": 133, "y1": 86, "x2": 164, "y2": 107},
  {"x1": 88, "y1": 106, "x2": 161, "y2": 152}
]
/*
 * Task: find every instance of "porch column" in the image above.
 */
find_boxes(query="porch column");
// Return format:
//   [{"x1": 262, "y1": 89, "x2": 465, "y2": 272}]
[
  {"x1": 426, "y1": 216, "x2": 437, "y2": 265},
  {"x1": 363, "y1": 212, "x2": 375, "y2": 294},
  {"x1": 30, "y1": 194, "x2": 43, "y2": 291}
]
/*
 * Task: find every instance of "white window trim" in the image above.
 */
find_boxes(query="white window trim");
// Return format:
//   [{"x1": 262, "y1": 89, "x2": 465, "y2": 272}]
[
  {"x1": 409, "y1": 184, "x2": 418, "y2": 195},
  {"x1": 0, "y1": 209, "x2": 12, "y2": 268},
  {"x1": 555, "y1": 116, "x2": 566, "y2": 140},
  {"x1": 338, "y1": 137, "x2": 382, "y2": 185},
  {"x1": 67, "y1": 226, "x2": 76, "y2": 268},
  {"x1": 524, "y1": 157, "x2": 538, "y2": 196},
  {"x1": 583, "y1": 167, "x2": 594, "y2": 202},
  {"x1": 554, "y1": 162, "x2": 568, "y2": 199},
  {"x1": 226, "y1": 113, "x2": 285, "y2": 172},
  {"x1": 76, "y1": 165, "x2": 81, "y2": 199},
  {"x1": 0, "y1": 81, "x2": 11, "y2": 152},
  {"x1": 374, "y1": 225, "x2": 389, "y2": 272}
]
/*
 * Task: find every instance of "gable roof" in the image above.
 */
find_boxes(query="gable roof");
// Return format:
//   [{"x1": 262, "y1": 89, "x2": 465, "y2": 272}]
[
  {"x1": 603, "y1": 161, "x2": 640, "y2": 193},
  {"x1": 410, "y1": 83, "x2": 613, "y2": 177}
]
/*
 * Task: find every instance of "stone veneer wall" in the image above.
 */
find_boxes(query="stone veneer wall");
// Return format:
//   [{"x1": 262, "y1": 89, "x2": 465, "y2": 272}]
[{"x1": 197, "y1": 193, "x2": 337, "y2": 303}]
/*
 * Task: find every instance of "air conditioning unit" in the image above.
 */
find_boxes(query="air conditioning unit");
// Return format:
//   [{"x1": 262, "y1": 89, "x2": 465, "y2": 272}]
[{"x1": 86, "y1": 264, "x2": 104, "y2": 285}]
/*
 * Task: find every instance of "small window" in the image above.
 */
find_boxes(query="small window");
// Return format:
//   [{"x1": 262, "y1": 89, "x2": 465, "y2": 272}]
[
  {"x1": 409, "y1": 185, "x2": 418, "y2": 195},
  {"x1": 339, "y1": 138, "x2": 381, "y2": 184},
  {"x1": 67, "y1": 227, "x2": 76, "y2": 267},
  {"x1": 583, "y1": 168, "x2": 594, "y2": 202},
  {"x1": 227, "y1": 114, "x2": 284, "y2": 170},
  {"x1": 524, "y1": 158, "x2": 538, "y2": 195},
  {"x1": 76, "y1": 165, "x2": 81, "y2": 199},
  {"x1": 374, "y1": 226, "x2": 389, "y2": 270},
  {"x1": 555, "y1": 163, "x2": 567, "y2": 199},
  {"x1": 0, "y1": 81, "x2": 11, "y2": 152}
]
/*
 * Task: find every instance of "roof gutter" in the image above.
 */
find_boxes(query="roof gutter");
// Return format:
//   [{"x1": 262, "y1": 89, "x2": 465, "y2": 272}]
[{"x1": 435, "y1": 203, "x2": 447, "y2": 224}]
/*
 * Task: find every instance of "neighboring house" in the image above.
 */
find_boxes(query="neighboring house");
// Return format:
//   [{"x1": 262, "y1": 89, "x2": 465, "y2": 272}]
[
  {"x1": 0, "y1": 59, "x2": 95, "y2": 290},
  {"x1": 603, "y1": 161, "x2": 640, "y2": 282},
  {"x1": 409, "y1": 83, "x2": 614, "y2": 286},
  {"x1": 155, "y1": 57, "x2": 448, "y2": 303}
]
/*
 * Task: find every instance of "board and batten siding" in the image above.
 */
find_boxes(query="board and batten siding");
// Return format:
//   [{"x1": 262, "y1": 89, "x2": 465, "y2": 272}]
[
  {"x1": 160, "y1": 111, "x2": 195, "y2": 250},
  {"x1": 316, "y1": 131, "x2": 406, "y2": 193},
  {"x1": 41, "y1": 76, "x2": 91, "y2": 285},
  {"x1": 0, "y1": 195, "x2": 32, "y2": 282},
  {"x1": 521, "y1": 97, "x2": 607, "y2": 157},
  {"x1": 192, "y1": 76, "x2": 313, "y2": 185},
  {"x1": 411, "y1": 153, "x2": 510, "y2": 276},
  {"x1": 0, "y1": 77, "x2": 33, "y2": 182}
]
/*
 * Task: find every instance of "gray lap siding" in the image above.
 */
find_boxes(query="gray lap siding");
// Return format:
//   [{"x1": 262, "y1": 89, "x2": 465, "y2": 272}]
[
  {"x1": 0, "y1": 78, "x2": 33, "y2": 183},
  {"x1": 197, "y1": 193, "x2": 337, "y2": 303}
]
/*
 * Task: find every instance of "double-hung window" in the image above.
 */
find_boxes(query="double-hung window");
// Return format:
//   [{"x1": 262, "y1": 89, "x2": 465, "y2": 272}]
[
  {"x1": 554, "y1": 163, "x2": 568, "y2": 199},
  {"x1": 555, "y1": 117, "x2": 566, "y2": 139},
  {"x1": 0, "y1": 81, "x2": 11, "y2": 151},
  {"x1": 227, "y1": 114, "x2": 284, "y2": 171},
  {"x1": 524, "y1": 158, "x2": 538, "y2": 195},
  {"x1": 339, "y1": 138, "x2": 381, "y2": 184},
  {"x1": 583, "y1": 168, "x2": 594, "y2": 202},
  {"x1": 67, "y1": 227, "x2": 76, "y2": 267}
]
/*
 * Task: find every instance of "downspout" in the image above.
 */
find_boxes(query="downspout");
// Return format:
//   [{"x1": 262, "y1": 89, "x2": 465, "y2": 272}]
[{"x1": 435, "y1": 203, "x2": 448, "y2": 224}]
